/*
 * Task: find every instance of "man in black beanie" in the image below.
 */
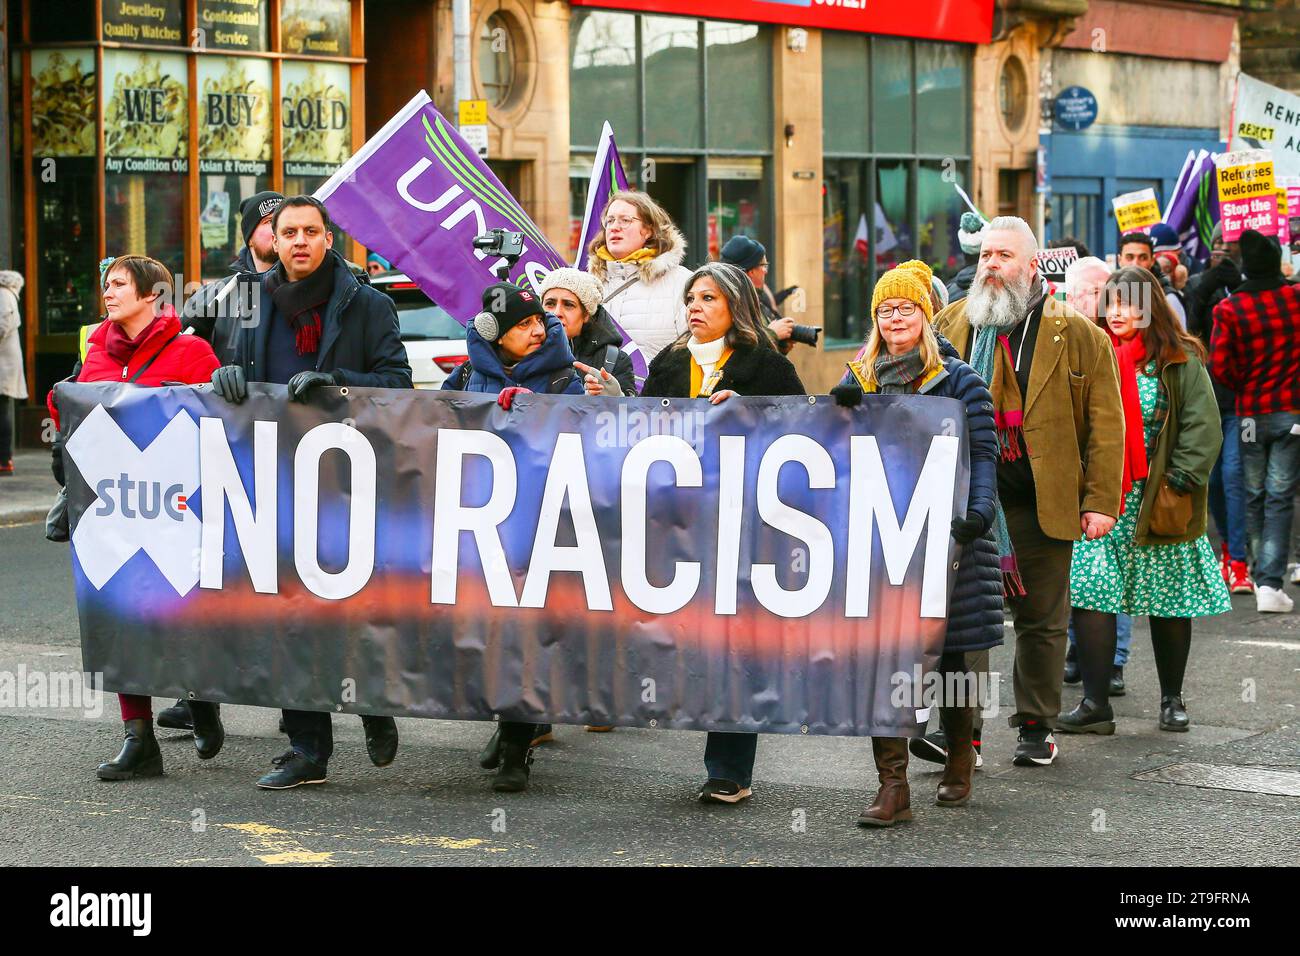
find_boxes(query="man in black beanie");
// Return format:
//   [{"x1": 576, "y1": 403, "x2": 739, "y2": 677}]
[
  {"x1": 720, "y1": 234, "x2": 801, "y2": 352},
  {"x1": 1209, "y1": 229, "x2": 1300, "y2": 614},
  {"x1": 181, "y1": 190, "x2": 284, "y2": 365}
]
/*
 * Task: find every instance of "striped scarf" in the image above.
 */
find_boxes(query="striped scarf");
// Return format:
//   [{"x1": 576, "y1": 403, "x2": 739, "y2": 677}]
[{"x1": 969, "y1": 324, "x2": 1026, "y2": 598}]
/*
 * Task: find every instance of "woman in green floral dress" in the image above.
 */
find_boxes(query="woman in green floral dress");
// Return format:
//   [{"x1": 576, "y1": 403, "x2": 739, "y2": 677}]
[{"x1": 1062, "y1": 267, "x2": 1230, "y2": 736}]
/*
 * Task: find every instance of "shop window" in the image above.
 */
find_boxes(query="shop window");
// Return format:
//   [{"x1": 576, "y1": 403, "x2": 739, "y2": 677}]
[
  {"x1": 281, "y1": 60, "x2": 351, "y2": 249},
  {"x1": 707, "y1": 158, "x2": 765, "y2": 262},
  {"x1": 821, "y1": 32, "x2": 868, "y2": 155},
  {"x1": 280, "y1": 0, "x2": 351, "y2": 57},
  {"x1": 569, "y1": 10, "x2": 639, "y2": 149},
  {"x1": 822, "y1": 159, "x2": 869, "y2": 345},
  {"x1": 31, "y1": 0, "x2": 95, "y2": 42},
  {"x1": 1051, "y1": 192, "x2": 1099, "y2": 256},
  {"x1": 32, "y1": 48, "x2": 98, "y2": 335},
  {"x1": 643, "y1": 16, "x2": 701, "y2": 150},
  {"x1": 875, "y1": 161, "x2": 913, "y2": 273},
  {"x1": 916, "y1": 42, "x2": 968, "y2": 156},
  {"x1": 198, "y1": 56, "x2": 273, "y2": 279},
  {"x1": 872, "y1": 37, "x2": 912, "y2": 154},
  {"x1": 105, "y1": 175, "x2": 187, "y2": 280},
  {"x1": 918, "y1": 160, "x2": 969, "y2": 277},
  {"x1": 478, "y1": 12, "x2": 515, "y2": 109},
  {"x1": 197, "y1": 0, "x2": 270, "y2": 53},
  {"x1": 705, "y1": 21, "x2": 772, "y2": 152}
]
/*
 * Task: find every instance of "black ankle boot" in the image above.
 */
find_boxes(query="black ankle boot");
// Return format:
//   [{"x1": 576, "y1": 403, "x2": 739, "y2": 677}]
[
  {"x1": 156, "y1": 698, "x2": 192, "y2": 730},
  {"x1": 492, "y1": 742, "x2": 532, "y2": 792},
  {"x1": 188, "y1": 701, "x2": 225, "y2": 760},
  {"x1": 1159, "y1": 695, "x2": 1189, "y2": 732},
  {"x1": 97, "y1": 719, "x2": 164, "y2": 780},
  {"x1": 478, "y1": 727, "x2": 503, "y2": 770},
  {"x1": 1056, "y1": 697, "x2": 1115, "y2": 735}
]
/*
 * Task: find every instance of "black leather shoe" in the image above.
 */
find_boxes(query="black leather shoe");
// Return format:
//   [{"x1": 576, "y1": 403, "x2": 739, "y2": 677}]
[
  {"x1": 1056, "y1": 697, "x2": 1115, "y2": 735},
  {"x1": 1063, "y1": 647, "x2": 1081, "y2": 685},
  {"x1": 1159, "y1": 695, "x2": 1190, "y2": 732},
  {"x1": 256, "y1": 750, "x2": 327, "y2": 789},
  {"x1": 188, "y1": 701, "x2": 225, "y2": 760},
  {"x1": 492, "y1": 742, "x2": 532, "y2": 793},
  {"x1": 363, "y1": 716, "x2": 399, "y2": 767},
  {"x1": 97, "y1": 719, "x2": 164, "y2": 780},
  {"x1": 478, "y1": 727, "x2": 503, "y2": 770},
  {"x1": 1110, "y1": 665, "x2": 1126, "y2": 697},
  {"x1": 156, "y1": 698, "x2": 192, "y2": 730}
]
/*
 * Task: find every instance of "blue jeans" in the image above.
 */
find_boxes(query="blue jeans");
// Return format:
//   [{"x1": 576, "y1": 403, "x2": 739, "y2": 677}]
[
  {"x1": 1240, "y1": 412, "x2": 1300, "y2": 589},
  {"x1": 1069, "y1": 611, "x2": 1132, "y2": 666},
  {"x1": 704, "y1": 732, "x2": 757, "y2": 788},
  {"x1": 1209, "y1": 413, "x2": 1248, "y2": 562}
]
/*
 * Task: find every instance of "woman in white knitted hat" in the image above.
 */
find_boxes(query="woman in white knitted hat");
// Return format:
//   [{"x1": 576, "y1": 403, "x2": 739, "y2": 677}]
[{"x1": 537, "y1": 267, "x2": 636, "y2": 396}]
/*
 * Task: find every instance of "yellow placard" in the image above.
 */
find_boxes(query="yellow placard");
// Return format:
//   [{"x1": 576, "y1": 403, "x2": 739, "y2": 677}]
[
  {"x1": 1216, "y1": 152, "x2": 1275, "y2": 202},
  {"x1": 459, "y1": 99, "x2": 488, "y2": 126},
  {"x1": 1116, "y1": 200, "x2": 1160, "y2": 233}
]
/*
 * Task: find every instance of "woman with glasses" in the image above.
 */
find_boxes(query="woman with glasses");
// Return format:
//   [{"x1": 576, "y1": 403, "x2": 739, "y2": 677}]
[
  {"x1": 831, "y1": 261, "x2": 1004, "y2": 827},
  {"x1": 585, "y1": 190, "x2": 693, "y2": 369}
]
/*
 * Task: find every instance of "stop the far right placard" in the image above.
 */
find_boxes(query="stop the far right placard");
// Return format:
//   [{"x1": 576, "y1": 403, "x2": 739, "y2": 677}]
[{"x1": 1216, "y1": 149, "x2": 1278, "y2": 241}]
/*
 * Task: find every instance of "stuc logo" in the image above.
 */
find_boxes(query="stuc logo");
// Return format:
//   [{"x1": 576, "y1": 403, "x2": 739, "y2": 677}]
[{"x1": 64, "y1": 405, "x2": 202, "y2": 596}]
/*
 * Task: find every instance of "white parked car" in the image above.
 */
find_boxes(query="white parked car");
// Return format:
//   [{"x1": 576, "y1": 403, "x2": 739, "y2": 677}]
[{"x1": 369, "y1": 272, "x2": 468, "y2": 389}]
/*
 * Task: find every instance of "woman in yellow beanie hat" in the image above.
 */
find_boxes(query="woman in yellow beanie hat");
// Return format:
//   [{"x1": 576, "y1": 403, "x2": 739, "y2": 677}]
[{"x1": 831, "y1": 262, "x2": 1005, "y2": 827}]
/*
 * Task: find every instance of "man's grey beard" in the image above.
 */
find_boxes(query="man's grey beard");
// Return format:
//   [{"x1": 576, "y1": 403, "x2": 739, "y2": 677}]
[{"x1": 967, "y1": 270, "x2": 1035, "y2": 330}]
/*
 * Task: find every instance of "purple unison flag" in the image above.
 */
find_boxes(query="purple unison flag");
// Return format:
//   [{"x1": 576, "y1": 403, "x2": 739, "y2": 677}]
[
  {"x1": 315, "y1": 91, "x2": 648, "y2": 380},
  {"x1": 574, "y1": 122, "x2": 631, "y2": 270},
  {"x1": 1163, "y1": 149, "x2": 1218, "y2": 265}
]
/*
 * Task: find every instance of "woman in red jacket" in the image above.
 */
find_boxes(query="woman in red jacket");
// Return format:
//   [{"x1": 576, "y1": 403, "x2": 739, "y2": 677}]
[{"x1": 50, "y1": 255, "x2": 225, "y2": 780}]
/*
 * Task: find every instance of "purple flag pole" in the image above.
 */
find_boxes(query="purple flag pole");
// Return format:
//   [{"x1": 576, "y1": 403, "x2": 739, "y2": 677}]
[
  {"x1": 1163, "y1": 149, "x2": 1216, "y2": 265},
  {"x1": 315, "y1": 92, "x2": 648, "y2": 380},
  {"x1": 574, "y1": 122, "x2": 631, "y2": 271}
]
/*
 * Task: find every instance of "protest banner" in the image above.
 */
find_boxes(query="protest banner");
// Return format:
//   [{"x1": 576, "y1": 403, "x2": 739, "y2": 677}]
[
  {"x1": 316, "y1": 91, "x2": 648, "y2": 380},
  {"x1": 56, "y1": 382, "x2": 969, "y2": 737},
  {"x1": 1112, "y1": 188, "x2": 1161, "y2": 234},
  {"x1": 1285, "y1": 177, "x2": 1300, "y2": 245},
  {"x1": 1229, "y1": 73, "x2": 1300, "y2": 179},
  {"x1": 1035, "y1": 246, "x2": 1079, "y2": 293},
  {"x1": 1215, "y1": 149, "x2": 1278, "y2": 241}
]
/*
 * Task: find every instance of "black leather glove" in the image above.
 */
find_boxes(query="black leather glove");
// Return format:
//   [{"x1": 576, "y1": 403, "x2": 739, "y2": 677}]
[
  {"x1": 51, "y1": 433, "x2": 66, "y2": 488},
  {"x1": 950, "y1": 512, "x2": 990, "y2": 545},
  {"x1": 287, "y1": 370, "x2": 337, "y2": 402},
  {"x1": 210, "y1": 365, "x2": 248, "y2": 404},
  {"x1": 1211, "y1": 256, "x2": 1241, "y2": 290},
  {"x1": 831, "y1": 382, "x2": 863, "y2": 408}
]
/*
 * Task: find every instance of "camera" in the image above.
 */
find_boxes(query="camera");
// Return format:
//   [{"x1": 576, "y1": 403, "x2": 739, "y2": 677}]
[
  {"x1": 790, "y1": 324, "x2": 822, "y2": 347},
  {"x1": 474, "y1": 228, "x2": 527, "y2": 281}
]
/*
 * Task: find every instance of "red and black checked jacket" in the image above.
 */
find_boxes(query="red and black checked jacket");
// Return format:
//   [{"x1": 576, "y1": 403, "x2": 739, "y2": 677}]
[{"x1": 1209, "y1": 283, "x2": 1300, "y2": 417}]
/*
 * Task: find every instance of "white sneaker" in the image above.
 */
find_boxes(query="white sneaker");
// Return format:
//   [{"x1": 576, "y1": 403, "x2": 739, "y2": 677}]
[
  {"x1": 1288, "y1": 563, "x2": 1300, "y2": 585},
  {"x1": 1255, "y1": 586, "x2": 1294, "y2": 613}
]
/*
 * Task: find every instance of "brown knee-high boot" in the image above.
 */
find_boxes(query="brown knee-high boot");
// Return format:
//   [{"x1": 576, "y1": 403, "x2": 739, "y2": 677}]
[
  {"x1": 937, "y1": 706, "x2": 975, "y2": 807},
  {"x1": 858, "y1": 737, "x2": 912, "y2": 827}
]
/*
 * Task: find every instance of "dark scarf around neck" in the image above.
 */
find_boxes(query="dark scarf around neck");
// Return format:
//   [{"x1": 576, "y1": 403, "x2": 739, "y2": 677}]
[{"x1": 267, "y1": 259, "x2": 335, "y2": 355}]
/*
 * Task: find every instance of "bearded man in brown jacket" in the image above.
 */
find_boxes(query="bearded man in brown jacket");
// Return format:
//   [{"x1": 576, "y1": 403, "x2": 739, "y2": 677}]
[{"x1": 932, "y1": 216, "x2": 1124, "y2": 768}]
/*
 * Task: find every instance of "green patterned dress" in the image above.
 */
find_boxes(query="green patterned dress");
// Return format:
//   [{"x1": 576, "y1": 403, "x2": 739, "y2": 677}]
[{"x1": 1069, "y1": 362, "x2": 1231, "y2": 618}]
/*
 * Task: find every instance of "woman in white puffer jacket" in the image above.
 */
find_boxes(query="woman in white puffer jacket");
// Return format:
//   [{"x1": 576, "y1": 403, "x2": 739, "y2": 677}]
[{"x1": 586, "y1": 190, "x2": 691, "y2": 366}]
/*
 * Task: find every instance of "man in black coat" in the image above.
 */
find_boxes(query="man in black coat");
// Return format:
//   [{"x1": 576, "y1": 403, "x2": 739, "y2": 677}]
[{"x1": 208, "y1": 195, "x2": 412, "y2": 790}]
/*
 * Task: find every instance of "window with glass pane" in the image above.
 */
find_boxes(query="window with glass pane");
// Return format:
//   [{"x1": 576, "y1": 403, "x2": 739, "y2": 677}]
[
  {"x1": 31, "y1": 0, "x2": 95, "y2": 41},
  {"x1": 198, "y1": 56, "x2": 273, "y2": 279},
  {"x1": 875, "y1": 161, "x2": 913, "y2": 275},
  {"x1": 823, "y1": 159, "x2": 869, "y2": 345},
  {"x1": 821, "y1": 32, "x2": 869, "y2": 155},
  {"x1": 31, "y1": 48, "x2": 97, "y2": 334},
  {"x1": 705, "y1": 21, "x2": 771, "y2": 152},
  {"x1": 479, "y1": 13, "x2": 515, "y2": 108},
  {"x1": 105, "y1": 174, "x2": 187, "y2": 280},
  {"x1": 872, "y1": 38, "x2": 912, "y2": 154},
  {"x1": 916, "y1": 42, "x2": 969, "y2": 156},
  {"x1": 707, "y1": 159, "x2": 765, "y2": 261},
  {"x1": 1051, "y1": 193, "x2": 1098, "y2": 257},
  {"x1": 569, "y1": 11, "x2": 639, "y2": 149},
  {"x1": 643, "y1": 16, "x2": 701, "y2": 150},
  {"x1": 918, "y1": 160, "x2": 968, "y2": 279},
  {"x1": 282, "y1": 60, "x2": 351, "y2": 253},
  {"x1": 280, "y1": 0, "x2": 351, "y2": 57}
]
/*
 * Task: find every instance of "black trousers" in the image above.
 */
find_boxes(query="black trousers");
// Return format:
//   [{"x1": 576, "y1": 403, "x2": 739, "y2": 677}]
[{"x1": 0, "y1": 395, "x2": 13, "y2": 462}]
